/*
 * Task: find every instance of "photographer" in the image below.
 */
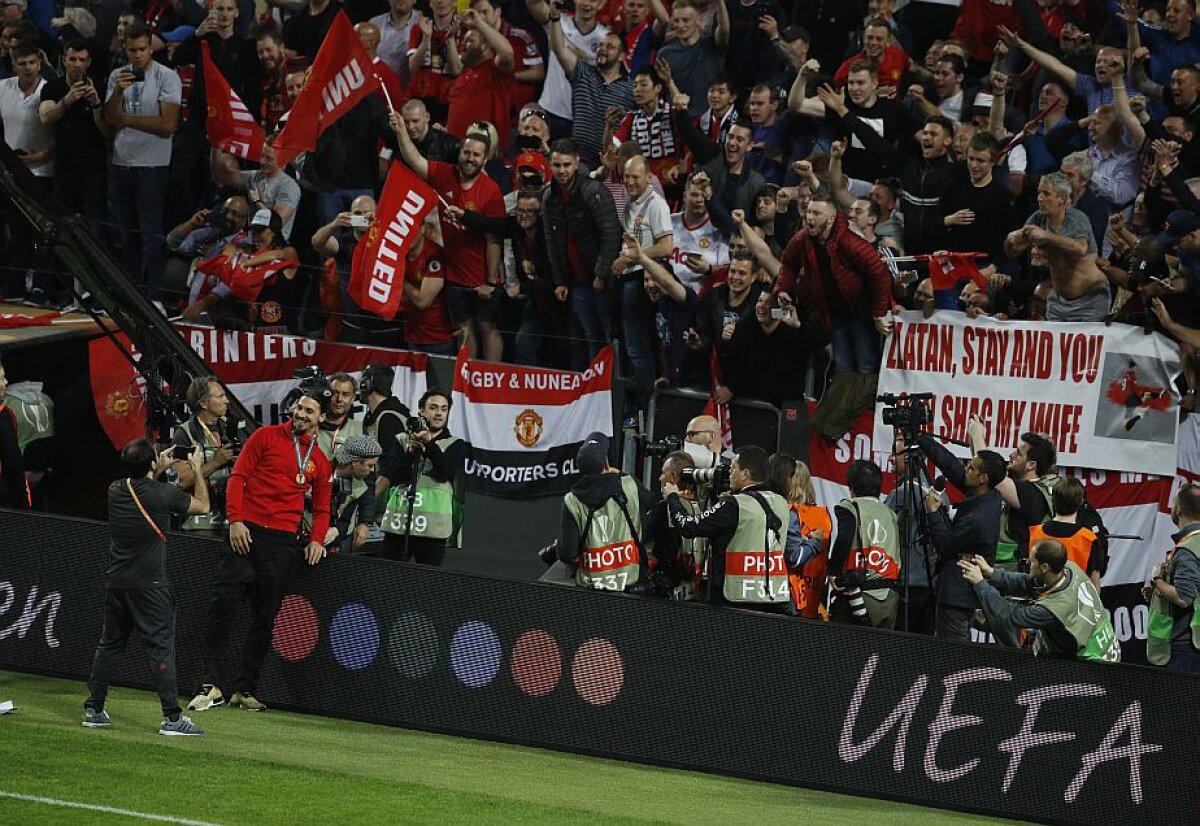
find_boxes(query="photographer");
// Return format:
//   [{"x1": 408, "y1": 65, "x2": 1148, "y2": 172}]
[
  {"x1": 360, "y1": 363, "x2": 411, "y2": 451},
  {"x1": 171, "y1": 376, "x2": 237, "y2": 531},
  {"x1": 644, "y1": 450, "x2": 708, "y2": 599},
  {"x1": 324, "y1": 436, "x2": 382, "y2": 555},
  {"x1": 187, "y1": 383, "x2": 332, "y2": 714},
  {"x1": 377, "y1": 389, "x2": 468, "y2": 566},
  {"x1": 916, "y1": 430, "x2": 1006, "y2": 641},
  {"x1": 824, "y1": 460, "x2": 902, "y2": 628},
  {"x1": 959, "y1": 540, "x2": 1119, "y2": 663},
  {"x1": 316, "y1": 372, "x2": 363, "y2": 460},
  {"x1": 557, "y1": 432, "x2": 655, "y2": 592},
  {"x1": 768, "y1": 453, "x2": 833, "y2": 620},
  {"x1": 886, "y1": 437, "x2": 946, "y2": 635},
  {"x1": 664, "y1": 445, "x2": 792, "y2": 610}
]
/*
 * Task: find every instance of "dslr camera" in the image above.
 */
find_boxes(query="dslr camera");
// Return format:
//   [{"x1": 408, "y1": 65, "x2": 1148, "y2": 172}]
[
  {"x1": 406, "y1": 414, "x2": 431, "y2": 434},
  {"x1": 680, "y1": 462, "x2": 731, "y2": 493},
  {"x1": 640, "y1": 433, "x2": 680, "y2": 458},
  {"x1": 878, "y1": 392, "x2": 934, "y2": 442}
]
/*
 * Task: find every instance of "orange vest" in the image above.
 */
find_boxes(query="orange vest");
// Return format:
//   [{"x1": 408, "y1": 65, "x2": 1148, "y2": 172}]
[
  {"x1": 788, "y1": 503, "x2": 832, "y2": 618},
  {"x1": 1028, "y1": 523, "x2": 1097, "y2": 573}
]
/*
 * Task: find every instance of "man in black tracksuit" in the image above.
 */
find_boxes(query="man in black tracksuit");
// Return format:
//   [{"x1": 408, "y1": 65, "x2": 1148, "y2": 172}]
[
  {"x1": 830, "y1": 103, "x2": 959, "y2": 256},
  {"x1": 916, "y1": 432, "x2": 1006, "y2": 641}
]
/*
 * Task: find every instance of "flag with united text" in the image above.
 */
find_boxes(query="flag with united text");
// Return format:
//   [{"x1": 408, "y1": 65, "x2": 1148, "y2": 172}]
[{"x1": 202, "y1": 42, "x2": 266, "y2": 162}]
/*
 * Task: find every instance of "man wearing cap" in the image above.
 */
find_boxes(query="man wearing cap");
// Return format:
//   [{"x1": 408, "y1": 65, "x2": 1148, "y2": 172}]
[
  {"x1": 188, "y1": 382, "x2": 333, "y2": 714},
  {"x1": 557, "y1": 431, "x2": 654, "y2": 591},
  {"x1": 325, "y1": 434, "x2": 382, "y2": 555}
]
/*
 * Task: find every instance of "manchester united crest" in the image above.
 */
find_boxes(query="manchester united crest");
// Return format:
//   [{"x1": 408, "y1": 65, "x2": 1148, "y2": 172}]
[
  {"x1": 105, "y1": 392, "x2": 132, "y2": 419},
  {"x1": 698, "y1": 237, "x2": 710, "y2": 249},
  {"x1": 514, "y1": 409, "x2": 544, "y2": 448}
]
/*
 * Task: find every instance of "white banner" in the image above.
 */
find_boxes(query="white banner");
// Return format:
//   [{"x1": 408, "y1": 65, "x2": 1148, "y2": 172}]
[
  {"x1": 174, "y1": 324, "x2": 428, "y2": 424},
  {"x1": 875, "y1": 311, "x2": 1181, "y2": 476},
  {"x1": 449, "y1": 347, "x2": 613, "y2": 498}
]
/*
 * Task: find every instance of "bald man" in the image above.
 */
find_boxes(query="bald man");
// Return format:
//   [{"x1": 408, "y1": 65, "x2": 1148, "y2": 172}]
[
  {"x1": 356, "y1": 22, "x2": 406, "y2": 109},
  {"x1": 399, "y1": 98, "x2": 460, "y2": 163},
  {"x1": 684, "y1": 415, "x2": 722, "y2": 460}
]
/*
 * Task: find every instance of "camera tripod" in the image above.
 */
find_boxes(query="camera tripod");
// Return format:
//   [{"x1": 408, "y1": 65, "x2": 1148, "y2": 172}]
[{"x1": 890, "y1": 431, "x2": 944, "y2": 633}]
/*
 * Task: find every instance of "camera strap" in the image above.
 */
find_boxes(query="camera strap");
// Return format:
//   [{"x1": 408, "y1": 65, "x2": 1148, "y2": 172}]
[
  {"x1": 744, "y1": 490, "x2": 782, "y2": 600},
  {"x1": 126, "y1": 479, "x2": 166, "y2": 542},
  {"x1": 575, "y1": 485, "x2": 645, "y2": 564}
]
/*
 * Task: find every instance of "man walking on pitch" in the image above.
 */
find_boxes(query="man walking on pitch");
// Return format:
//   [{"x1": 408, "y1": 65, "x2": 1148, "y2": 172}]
[{"x1": 84, "y1": 439, "x2": 210, "y2": 735}]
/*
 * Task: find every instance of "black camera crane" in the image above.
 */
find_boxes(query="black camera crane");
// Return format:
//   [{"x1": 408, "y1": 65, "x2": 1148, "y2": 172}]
[{"x1": 0, "y1": 144, "x2": 258, "y2": 438}]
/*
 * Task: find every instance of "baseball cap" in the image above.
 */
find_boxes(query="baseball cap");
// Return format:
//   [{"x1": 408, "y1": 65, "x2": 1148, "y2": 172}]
[
  {"x1": 576, "y1": 432, "x2": 610, "y2": 474},
  {"x1": 334, "y1": 435, "x2": 383, "y2": 465},
  {"x1": 249, "y1": 208, "x2": 281, "y2": 233},
  {"x1": 971, "y1": 92, "x2": 994, "y2": 111},
  {"x1": 1156, "y1": 209, "x2": 1200, "y2": 247}
]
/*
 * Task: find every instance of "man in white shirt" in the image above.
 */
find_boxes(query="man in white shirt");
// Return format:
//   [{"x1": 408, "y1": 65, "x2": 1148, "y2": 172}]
[
  {"x1": 668, "y1": 172, "x2": 728, "y2": 294},
  {"x1": 103, "y1": 22, "x2": 182, "y2": 305},
  {"x1": 370, "y1": 0, "x2": 421, "y2": 80},
  {"x1": 613, "y1": 154, "x2": 673, "y2": 413}
]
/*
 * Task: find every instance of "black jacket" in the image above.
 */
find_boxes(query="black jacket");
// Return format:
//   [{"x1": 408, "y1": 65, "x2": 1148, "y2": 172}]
[
  {"x1": 541, "y1": 173, "x2": 622, "y2": 285},
  {"x1": 917, "y1": 433, "x2": 1002, "y2": 610}
]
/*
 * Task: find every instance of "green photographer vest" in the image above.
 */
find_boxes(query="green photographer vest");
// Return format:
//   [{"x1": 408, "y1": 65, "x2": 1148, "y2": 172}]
[
  {"x1": 724, "y1": 490, "x2": 790, "y2": 604},
  {"x1": 316, "y1": 418, "x2": 363, "y2": 461},
  {"x1": 564, "y1": 475, "x2": 643, "y2": 591},
  {"x1": 1, "y1": 390, "x2": 53, "y2": 451},
  {"x1": 1147, "y1": 531, "x2": 1200, "y2": 666},
  {"x1": 365, "y1": 407, "x2": 405, "y2": 442},
  {"x1": 996, "y1": 475, "x2": 1056, "y2": 568},
  {"x1": 838, "y1": 496, "x2": 902, "y2": 602},
  {"x1": 380, "y1": 432, "x2": 464, "y2": 541},
  {"x1": 1036, "y1": 561, "x2": 1120, "y2": 663},
  {"x1": 178, "y1": 420, "x2": 229, "y2": 532}
]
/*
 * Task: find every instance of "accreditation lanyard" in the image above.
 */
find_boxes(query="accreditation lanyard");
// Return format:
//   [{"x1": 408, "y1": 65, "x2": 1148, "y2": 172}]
[
  {"x1": 126, "y1": 479, "x2": 166, "y2": 542},
  {"x1": 196, "y1": 417, "x2": 220, "y2": 447},
  {"x1": 292, "y1": 429, "x2": 318, "y2": 486}
]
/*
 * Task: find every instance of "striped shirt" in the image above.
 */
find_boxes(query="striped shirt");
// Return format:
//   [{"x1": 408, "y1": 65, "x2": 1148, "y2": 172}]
[{"x1": 569, "y1": 62, "x2": 634, "y2": 168}]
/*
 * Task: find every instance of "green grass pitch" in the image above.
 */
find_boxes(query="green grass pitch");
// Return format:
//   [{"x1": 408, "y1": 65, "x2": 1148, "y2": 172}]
[{"x1": 0, "y1": 670, "x2": 1016, "y2": 824}]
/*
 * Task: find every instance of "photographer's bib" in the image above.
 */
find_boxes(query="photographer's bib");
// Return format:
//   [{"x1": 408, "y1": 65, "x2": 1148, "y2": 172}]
[
  {"x1": 179, "y1": 419, "x2": 230, "y2": 532},
  {"x1": 724, "y1": 491, "x2": 790, "y2": 604},
  {"x1": 839, "y1": 497, "x2": 901, "y2": 598},
  {"x1": 1037, "y1": 561, "x2": 1120, "y2": 663},
  {"x1": 996, "y1": 475, "x2": 1055, "y2": 568},
  {"x1": 380, "y1": 434, "x2": 463, "y2": 541},
  {"x1": 1147, "y1": 533, "x2": 1200, "y2": 666},
  {"x1": 565, "y1": 476, "x2": 643, "y2": 592}
]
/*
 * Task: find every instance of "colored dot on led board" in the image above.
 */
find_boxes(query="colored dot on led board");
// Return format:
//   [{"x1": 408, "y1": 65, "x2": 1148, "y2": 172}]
[
  {"x1": 449, "y1": 620, "x2": 502, "y2": 688},
  {"x1": 271, "y1": 594, "x2": 320, "y2": 663},
  {"x1": 387, "y1": 611, "x2": 440, "y2": 679},
  {"x1": 329, "y1": 603, "x2": 380, "y2": 671},
  {"x1": 510, "y1": 629, "x2": 562, "y2": 697},
  {"x1": 572, "y1": 638, "x2": 624, "y2": 706}
]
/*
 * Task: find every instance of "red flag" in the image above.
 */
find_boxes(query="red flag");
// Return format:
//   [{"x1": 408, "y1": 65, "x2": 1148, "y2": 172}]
[
  {"x1": 89, "y1": 333, "x2": 147, "y2": 450},
  {"x1": 348, "y1": 163, "x2": 438, "y2": 319},
  {"x1": 196, "y1": 252, "x2": 300, "y2": 302},
  {"x1": 702, "y1": 347, "x2": 733, "y2": 451},
  {"x1": 202, "y1": 42, "x2": 266, "y2": 162},
  {"x1": 0, "y1": 311, "x2": 59, "y2": 327},
  {"x1": 929, "y1": 253, "x2": 989, "y2": 292},
  {"x1": 273, "y1": 12, "x2": 382, "y2": 166}
]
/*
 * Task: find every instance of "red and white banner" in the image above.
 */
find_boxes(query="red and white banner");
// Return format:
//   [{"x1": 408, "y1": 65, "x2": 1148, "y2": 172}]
[
  {"x1": 449, "y1": 347, "x2": 614, "y2": 498},
  {"x1": 202, "y1": 42, "x2": 265, "y2": 162},
  {"x1": 272, "y1": 12, "x2": 381, "y2": 166},
  {"x1": 876, "y1": 311, "x2": 1181, "y2": 476},
  {"x1": 174, "y1": 324, "x2": 428, "y2": 424},
  {"x1": 348, "y1": 163, "x2": 438, "y2": 319}
]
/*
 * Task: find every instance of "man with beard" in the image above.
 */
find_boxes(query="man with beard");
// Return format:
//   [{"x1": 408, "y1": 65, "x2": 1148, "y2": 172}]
[
  {"x1": 253, "y1": 31, "x2": 291, "y2": 130},
  {"x1": 187, "y1": 384, "x2": 333, "y2": 713},
  {"x1": 771, "y1": 193, "x2": 893, "y2": 376},
  {"x1": 378, "y1": 389, "x2": 469, "y2": 566},
  {"x1": 960, "y1": 540, "x2": 1120, "y2": 662},
  {"x1": 391, "y1": 112, "x2": 505, "y2": 360},
  {"x1": 834, "y1": 17, "x2": 911, "y2": 96},
  {"x1": 210, "y1": 137, "x2": 301, "y2": 241},
  {"x1": 1004, "y1": 173, "x2": 1109, "y2": 322},
  {"x1": 445, "y1": 8, "x2": 514, "y2": 147},
  {"x1": 550, "y1": 22, "x2": 633, "y2": 169}
]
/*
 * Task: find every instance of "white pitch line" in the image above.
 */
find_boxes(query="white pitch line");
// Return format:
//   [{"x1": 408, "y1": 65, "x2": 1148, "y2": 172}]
[{"x1": 0, "y1": 790, "x2": 220, "y2": 825}]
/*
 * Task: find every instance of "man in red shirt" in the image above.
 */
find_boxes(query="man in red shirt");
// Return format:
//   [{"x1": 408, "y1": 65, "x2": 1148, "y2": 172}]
[
  {"x1": 407, "y1": 0, "x2": 459, "y2": 122},
  {"x1": 391, "y1": 110, "x2": 506, "y2": 360},
  {"x1": 403, "y1": 230, "x2": 456, "y2": 355},
  {"x1": 834, "y1": 17, "x2": 911, "y2": 97},
  {"x1": 468, "y1": 0, "x2": 544, "y2": 113},
  {"x1": 187, "y1": 385, "x2": 333, "y2": 714},
  {"x1": 446, "y1": 7, "x2": 515, "y2": 146}
]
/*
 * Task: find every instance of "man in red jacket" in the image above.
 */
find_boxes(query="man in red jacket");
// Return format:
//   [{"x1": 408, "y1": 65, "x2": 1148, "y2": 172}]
[
  {"x1": 188, "y1": 384, "x2": 333, "y2": 714},
  {"x1": 772, "y1": 192, "x2": 893, "y2": 374}
]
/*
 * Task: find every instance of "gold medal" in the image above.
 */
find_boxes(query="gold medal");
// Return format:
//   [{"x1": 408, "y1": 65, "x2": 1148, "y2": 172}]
[{"x1": 296, "y1": 473, "x2": 306, "y2": 485}]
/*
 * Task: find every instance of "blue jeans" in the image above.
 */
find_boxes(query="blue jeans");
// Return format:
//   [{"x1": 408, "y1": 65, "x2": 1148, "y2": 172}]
[
  {"x1": 828, "y1": 317, "x2": 882, "y2": 374},
  {"x1": 1166, "y1": 645, "x2": 1200, "y2": 674},
  {"x1": 317, "y1": 187, "x2": 373, "y2": 229},
  {"x1": 621, "y1": 276, "x2": 656, "y2": 411},
  {"x1": 569, "y1": 281, "x2": 610, "y2": 371},
  {"x1": 109, "y1": 164, "x2": 169, "y2": 299}
]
